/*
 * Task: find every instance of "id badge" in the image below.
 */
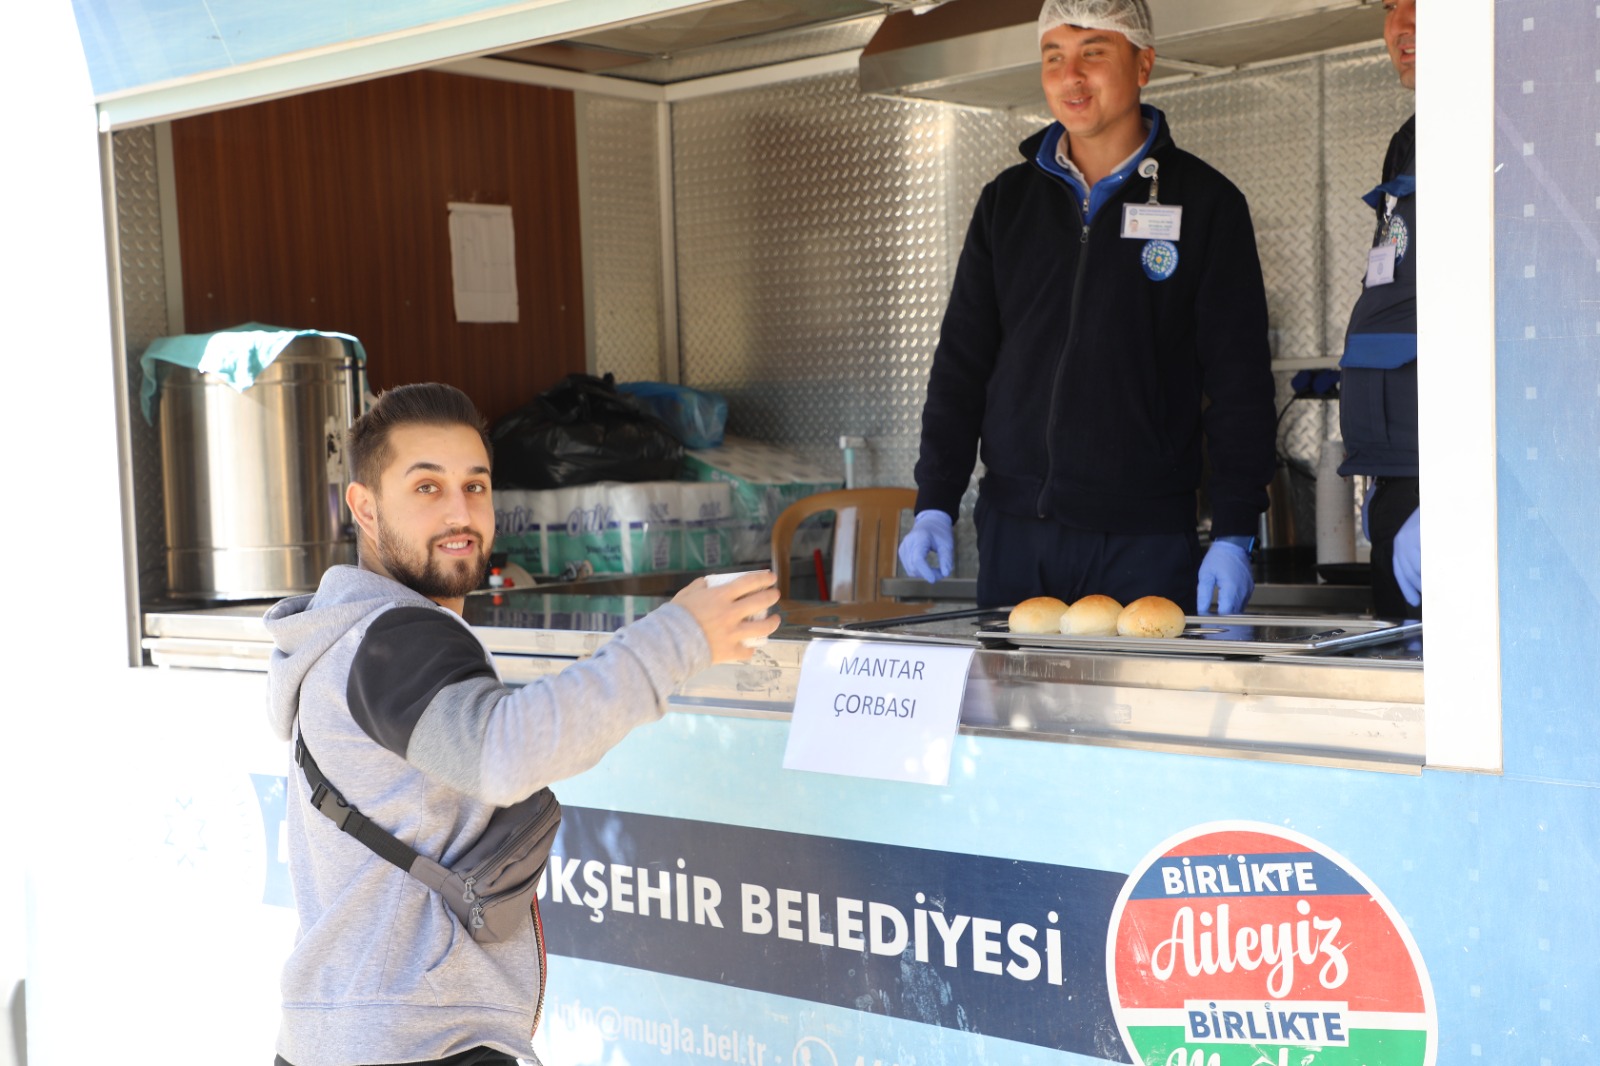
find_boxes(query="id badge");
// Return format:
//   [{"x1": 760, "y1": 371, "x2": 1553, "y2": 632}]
[
  {"x1": 1122, "y1": 204, "x2": 1182, "y2": 240},
  {"x1": 1365, "y1": 243, "x2": 1397, "y2": 287}
]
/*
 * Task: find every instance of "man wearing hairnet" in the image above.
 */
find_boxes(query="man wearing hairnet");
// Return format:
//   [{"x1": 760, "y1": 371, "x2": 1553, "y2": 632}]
[
  {"x1": 900, "y1": 0, "x2": 1276, "y2": 614},
  {"x1": 1338, "y1": 0, "x2": 1420, "y2": 617}
]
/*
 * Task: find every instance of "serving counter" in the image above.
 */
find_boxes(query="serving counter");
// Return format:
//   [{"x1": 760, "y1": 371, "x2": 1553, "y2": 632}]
[
  {"x1": 123, "y1": 572, "x2": 1438, "y2": 1064},
  {"x1": 143, "y1": 572, "x2": 1423, "y2": 774}
]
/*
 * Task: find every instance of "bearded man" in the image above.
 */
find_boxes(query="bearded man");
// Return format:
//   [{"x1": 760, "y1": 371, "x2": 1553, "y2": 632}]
[{"x1": 264, "y1": 382, "x2": 778, "y2": 1066}]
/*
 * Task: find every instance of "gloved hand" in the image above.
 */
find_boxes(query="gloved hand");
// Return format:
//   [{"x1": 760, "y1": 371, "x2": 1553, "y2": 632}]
[
  {"x1": 1197, "y1": 537, "x2": 1254, "y2": 615},
  {"x1": 898, "y1": 510, "x2": 954, "y2": 584},
  {"x1": 1393, "y1": 506, "x2": 1421, "y2": 607}
]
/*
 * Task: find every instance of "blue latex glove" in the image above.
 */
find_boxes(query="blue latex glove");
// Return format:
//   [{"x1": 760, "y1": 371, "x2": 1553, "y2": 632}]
[
  {"x1": 1197, "y1": 537, "x2": 1254, "y2": 615},
  {"x1": 1393, "y1": 506, "x2": 1421, "y2": 607},
  {"x1": 898, "y1": 510, "x2": 954, "y2": 584}
]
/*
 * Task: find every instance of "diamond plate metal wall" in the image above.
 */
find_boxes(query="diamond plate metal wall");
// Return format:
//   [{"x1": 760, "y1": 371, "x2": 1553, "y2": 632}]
[
  {"x1": 670, "y1": 74, "x2": 1016, "y2": 573},
  {"x1": 1149, "y1": 61, "x2": 1324, "y2": 365},
  {"x1": 673, "y1": 73, "x2": 958, "y2": 457},
  {"x1": 581, "y1": 95, "x2": 667, "y2": 383},
  {"x1": 113, "y1": 126, "x2": 174, "y2": 601}
]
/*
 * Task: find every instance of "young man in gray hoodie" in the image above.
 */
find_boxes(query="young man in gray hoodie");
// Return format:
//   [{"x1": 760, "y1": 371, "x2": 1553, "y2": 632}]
[{"x1": 265, "y1": 383, "x2": 780, "y2": 1066}]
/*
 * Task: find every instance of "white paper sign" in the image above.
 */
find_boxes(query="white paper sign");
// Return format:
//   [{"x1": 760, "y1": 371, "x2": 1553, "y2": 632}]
[
  {"x1": 448, "y1": 202, "x2": 519, "y2": 322},
  {"x1": 782, "y1": 639, "x2": 975, "y2": 786}
]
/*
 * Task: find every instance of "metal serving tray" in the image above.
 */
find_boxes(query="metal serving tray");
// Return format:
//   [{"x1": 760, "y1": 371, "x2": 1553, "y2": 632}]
[{"x1": 810, "y1": 609, "x2": 1421, "y2": 657}]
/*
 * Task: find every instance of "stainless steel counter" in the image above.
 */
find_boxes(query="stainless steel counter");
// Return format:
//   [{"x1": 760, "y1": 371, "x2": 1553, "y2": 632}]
[{"x1": 143, "y1": 575, "x2": 1422, "y2": 774}]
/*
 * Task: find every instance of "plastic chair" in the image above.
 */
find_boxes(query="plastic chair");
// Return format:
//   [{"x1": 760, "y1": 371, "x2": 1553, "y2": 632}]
[{"x1": 770, "y1": 487, "x2": 917, "y2": 603}]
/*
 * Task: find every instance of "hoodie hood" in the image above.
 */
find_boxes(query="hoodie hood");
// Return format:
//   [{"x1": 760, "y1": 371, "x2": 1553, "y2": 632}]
[{"x1": 264, "y1": 564, "x2": 440, "y2": 741}]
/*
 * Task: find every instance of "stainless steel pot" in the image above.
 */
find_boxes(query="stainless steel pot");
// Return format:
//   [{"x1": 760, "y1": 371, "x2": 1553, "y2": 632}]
[{"x1": 159, "y1": 336, "x2": 360, "y2": 599}]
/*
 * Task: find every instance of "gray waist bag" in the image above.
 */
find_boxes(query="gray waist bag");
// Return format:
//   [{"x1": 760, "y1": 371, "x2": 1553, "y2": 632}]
[{"x1": 295, "y1": 733, "x2": 562, "y2": 943}]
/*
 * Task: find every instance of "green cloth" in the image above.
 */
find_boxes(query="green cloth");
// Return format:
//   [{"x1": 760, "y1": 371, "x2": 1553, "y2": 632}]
[{"x1": 139, "y1": 322, "x2": 367, "y2": 423}]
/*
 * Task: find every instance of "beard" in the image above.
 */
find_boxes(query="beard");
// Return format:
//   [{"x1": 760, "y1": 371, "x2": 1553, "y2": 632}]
[{"x1": 374, "y1": 518, "x2": 490, "y2": 600}]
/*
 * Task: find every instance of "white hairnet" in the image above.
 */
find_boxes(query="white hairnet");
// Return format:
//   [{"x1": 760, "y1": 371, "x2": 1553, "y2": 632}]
[{"x1": 1037, "y1": 0, "x2": 1155, "y2": 49}]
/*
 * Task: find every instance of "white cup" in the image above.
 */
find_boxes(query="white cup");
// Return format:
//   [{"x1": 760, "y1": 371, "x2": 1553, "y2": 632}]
[{"x1": 706, "y1": 569, "x2": 770, "y2": 646}]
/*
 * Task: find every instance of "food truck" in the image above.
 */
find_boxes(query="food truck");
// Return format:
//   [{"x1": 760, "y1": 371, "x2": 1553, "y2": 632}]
[{"x1": 4, "y1": 1, "x2": 1593, "y2": 1063}]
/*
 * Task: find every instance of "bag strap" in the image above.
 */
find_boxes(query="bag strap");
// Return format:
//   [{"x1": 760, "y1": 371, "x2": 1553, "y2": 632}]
[{"x1": 295, "y1": 733, "x2": 424, "y2": 876}]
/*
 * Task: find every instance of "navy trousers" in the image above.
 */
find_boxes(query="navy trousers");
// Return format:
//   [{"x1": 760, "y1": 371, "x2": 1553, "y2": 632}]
[{"x1": 974, "y1": 500, "x2": 1201, "y2": 613}]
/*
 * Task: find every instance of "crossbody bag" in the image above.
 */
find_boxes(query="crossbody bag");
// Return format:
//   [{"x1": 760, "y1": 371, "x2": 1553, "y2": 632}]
[{"x1": 295, "y1": 733, "x2": 562, "y2": 943}]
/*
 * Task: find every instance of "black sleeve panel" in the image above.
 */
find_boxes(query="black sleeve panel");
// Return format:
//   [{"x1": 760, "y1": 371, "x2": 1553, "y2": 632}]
[{"x1": 346, "y1": 606, "x2": 498, "y2": 759}]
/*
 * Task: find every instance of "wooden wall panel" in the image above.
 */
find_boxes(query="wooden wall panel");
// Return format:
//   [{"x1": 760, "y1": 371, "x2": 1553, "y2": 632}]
[{"x1": 170, "y1": 70, "x2": 584, "y2": 424}]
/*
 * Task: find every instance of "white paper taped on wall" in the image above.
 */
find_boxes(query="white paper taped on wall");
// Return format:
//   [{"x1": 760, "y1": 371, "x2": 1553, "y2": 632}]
[{"x1": 448, "y1": 202, "x2": 519, "y2": 323}]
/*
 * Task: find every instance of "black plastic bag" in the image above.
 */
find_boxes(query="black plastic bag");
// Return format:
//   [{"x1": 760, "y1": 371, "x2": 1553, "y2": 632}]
[{"x1": 490, "y1": 373, "x2": 684, "y2": 489}]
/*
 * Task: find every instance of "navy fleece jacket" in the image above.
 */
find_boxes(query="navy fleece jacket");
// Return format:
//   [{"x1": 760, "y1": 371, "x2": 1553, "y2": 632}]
[{"x1": 913, "y1": 109, "x2": 1275, "y2": 538}]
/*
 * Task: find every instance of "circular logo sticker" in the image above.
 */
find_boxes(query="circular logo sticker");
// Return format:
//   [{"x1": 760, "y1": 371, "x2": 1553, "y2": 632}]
[
  {"x1": 1142, "y1": 239, "x2": 1179, "y2": 281},
  {"x1": 1385, "y1": 214, "x2": 1410, "y2": 264},
  {"x1": 1106, "y1": 822, "x2": 1436, "y2": 1066}
]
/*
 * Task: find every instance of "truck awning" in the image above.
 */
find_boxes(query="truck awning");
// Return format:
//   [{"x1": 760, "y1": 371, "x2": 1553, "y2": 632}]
[{"x1": 72, "y1": 0, "x2": 718, "y2": 128}]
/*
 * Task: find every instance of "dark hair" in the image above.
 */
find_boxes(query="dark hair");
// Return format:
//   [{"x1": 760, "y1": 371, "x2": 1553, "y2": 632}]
[{"x1": 346, "y1": 383, "x2": 492, "y2": 488}]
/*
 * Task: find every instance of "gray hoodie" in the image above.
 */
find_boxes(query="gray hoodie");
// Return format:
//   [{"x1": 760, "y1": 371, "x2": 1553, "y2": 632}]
[{"x1": 265, "y1": 564, "x2": 708, "y2": 1066}]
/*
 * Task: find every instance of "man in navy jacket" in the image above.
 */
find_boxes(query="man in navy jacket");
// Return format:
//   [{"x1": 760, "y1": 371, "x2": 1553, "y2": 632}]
[
  {"x1": 1338, "y1": 0, "x2": 1420, "y2": 617},
  {"x1": 900, "y1": 0, "x2": 1275, "y2": 613}
]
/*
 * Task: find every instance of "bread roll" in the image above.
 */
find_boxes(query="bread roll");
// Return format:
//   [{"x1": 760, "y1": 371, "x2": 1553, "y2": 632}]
[
  {"x1": 1009, "y1": 596, "x2": 1069, "y2": 635},
  {"x1": 1061, "y1": 594, "x2": 1123, "y2": 636},
  {"x1": 1116, "y1": 595, "x2": 1186, "y2": 638}
]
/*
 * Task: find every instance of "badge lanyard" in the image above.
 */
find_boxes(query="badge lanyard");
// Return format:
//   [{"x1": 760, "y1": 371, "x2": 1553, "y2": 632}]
[
  {"x1": 1366, "y1": 193, "x2": 1402, "y2": 288},
  {"x1": 1125, "y1": 158, "x2": 1182, "y2": 280},
  {"x1": 1142, "y1": 157, "x2": 1161, "y2": 205},
  {"x1": 1361, "y1": 171, "x2": 1413, "y2": 288}
]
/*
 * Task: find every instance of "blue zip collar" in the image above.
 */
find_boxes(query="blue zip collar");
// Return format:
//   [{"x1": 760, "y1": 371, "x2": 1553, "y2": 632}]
[
  {"x1": 1362, "y1": 173, "x2": 1417, "y2": 210},
  {"x1": 1035, "y1": 104, "x2": 1165, "y2": 225}
]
